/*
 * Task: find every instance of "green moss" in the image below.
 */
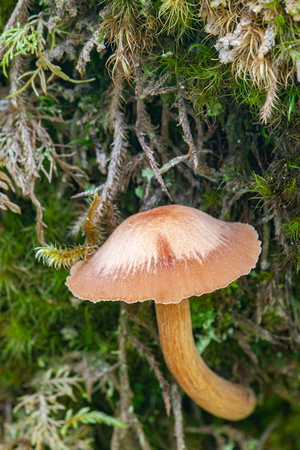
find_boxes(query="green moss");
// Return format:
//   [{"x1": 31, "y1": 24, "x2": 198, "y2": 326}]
[{"x1": 0, "y1": 0, "x2": 299, "y2": 448}]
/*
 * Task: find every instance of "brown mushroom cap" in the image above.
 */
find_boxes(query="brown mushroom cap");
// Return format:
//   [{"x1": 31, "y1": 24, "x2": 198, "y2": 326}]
[{"x1": 66, "y1": 205, "x2": 261, "y2": 304}]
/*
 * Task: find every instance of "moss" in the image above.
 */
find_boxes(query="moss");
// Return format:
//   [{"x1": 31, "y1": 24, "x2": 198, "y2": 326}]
[{"x1": 0, "y1": 0, "x2": 299, "y2": 448}]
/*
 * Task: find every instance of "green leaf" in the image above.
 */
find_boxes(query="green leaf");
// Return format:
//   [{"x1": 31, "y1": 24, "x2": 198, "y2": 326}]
[
  {"x1": 135, "y1": 186, "x2": 144, "y2": 199},
  {"x1": 141, "y1": 167, "x2": 155, "y2": 181}
]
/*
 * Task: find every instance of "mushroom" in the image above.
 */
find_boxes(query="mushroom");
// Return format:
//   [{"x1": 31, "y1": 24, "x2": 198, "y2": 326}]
[{"x1": 66, "y1": 205, "x2": 261, "y2": 421}]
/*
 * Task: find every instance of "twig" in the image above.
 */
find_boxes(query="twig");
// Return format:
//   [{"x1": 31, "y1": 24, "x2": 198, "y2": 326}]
[
  {"x1": 218, "y1": 425, "x2": 249, "y2": 450},
  {"x1": 90, "y1": 127, "x2": 108, "y2": 175},
  {"x1": 142, "y1": 187, "x2": 164, "y2": 211},
  {"x1": 150, "y1": 85, "x2": 179, "y2": 96},
  {"x1": 161, "y1": 97, "x2": 169, "y2": 147},
  {"x1": 70, "y1": 184, "x2": 105, "y2": 199},
  {"x1": 255, "y1": 213, "x2": 275, "y2": 225},
  {"x1": 30, "y1": 188, "x2": 46, "y2": 244},
  {"x1": 232, "y1": 330, "x2": 259, "y2": 365},
  {"x1": 141, "y1": 71, "x2": 171, "y2": 98},
  {"x1": 52, "y1": 150, "x2": 86, "y2": 187},
  {"x1": 220, "y1": 188, "x2": 249, "y2": 219},
  {"x1": 251, "y1": 132, "x2": 265, "y2": 172},
  {"x1": 171, "y1": 383, "x2": 185, "y2": 450},
  {"x1": 130, "y1": 335, "x2": 171, "y2": 416},
  {"x1": 260, "y1": 205, "x2": 271, "y2": 270},
  {"x1": 136, "y1": 76, "x2": 171, "y2": 200},
  {"x1": 126, "y1": 310, "x2": 159, "y2": 342},
  {"x1": 177, "y1": 89, "x2": 199, "y2": 171},
  {"x1": 185, "y1": 426, "x2": 225, "y2": 450},
  {"x1": 139, "y1": 100, "x2": 165, "y2": 157},
  {"x1": 159, "y1": 154, "x2": 190, "y2": 175},
  {"x1": 256, "y1": 418, "x2": 280, "y2": 450},
  {"x1": 76, "y1": 26, "x2": 106, "y2": 74},
  {"x1": 141, "y1": 0, "x2": 152, "y2": 15},
  {"x1": 96, "y1": 85, "x2": 127, "y2": 219},
  {"x1": 111, "y1": 306, "x2": 151, "y2": 450},
  {"x1": 233, "y1": 312, "x2": 290, "y2": 347}
]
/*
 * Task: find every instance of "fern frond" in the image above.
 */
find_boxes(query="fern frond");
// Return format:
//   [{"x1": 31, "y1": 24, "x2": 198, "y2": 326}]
[
  {"x1": 35, "y1": 244, "x2": 89, "y2": 269},
  {"x1": 61, "y1": 407, "x2": 125, "y2": 437},
  {"x1": 40, "y1": 366, "x2": 83, "y2": 400},
  {"x1": 0, "y1": 171, "x2": 20, "y2": 213},
  {"x1": 13, "y1": 366, "x2": 85, "y2": 449},
  {"x1": 0, "y1": 20, "x2": 42, "y2": 77},
  {"x1": 0, "y1": 192, "x2": 21, "y2": 214}
]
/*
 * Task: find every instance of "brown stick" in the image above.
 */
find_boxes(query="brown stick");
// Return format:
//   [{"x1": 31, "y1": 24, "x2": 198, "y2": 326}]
[{"x1": 155, "y1": 298, "x2": 256, "y2": 421}]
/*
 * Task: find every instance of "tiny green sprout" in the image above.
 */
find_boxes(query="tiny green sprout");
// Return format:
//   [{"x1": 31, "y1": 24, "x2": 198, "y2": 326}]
[
  {"x1": 196, "y1": 328, "x2": 221, "y2": 355},
  {"x1": 282, "y1": 218, "x2": 300, "y2": 243},
  {"x1": 135, "y1": 185, "x2": 144, "y2": 199},
  {"x1": 142, "y1": 167, "x2": 155, "y2": 181},
  {"x1": 206, "y1": 102, "x2": 223, "y2": 116},
  {"x1": 252, "y1": 173, "x2": 273, "y2": 199}
]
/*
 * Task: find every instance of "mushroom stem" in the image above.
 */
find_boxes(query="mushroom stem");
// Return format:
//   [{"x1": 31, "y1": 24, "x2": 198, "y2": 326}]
[{"x1": 155, "y1": 298, "x2": 256, "y2": 421}]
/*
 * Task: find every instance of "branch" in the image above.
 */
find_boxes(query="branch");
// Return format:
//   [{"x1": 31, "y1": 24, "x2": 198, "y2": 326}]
[
  {"x1": 171, "y1": 383, "x2": 185, "y2": 450},
  {"x1": 135, "y1": 77, "x2": 171, "y2": 200},
  {"x1": 177, "y1": 89, "x2": 199, "y2": 171},
  {"x1": 130, "y1": 335, "x2": 171, "y2": 416},
  {"x1": 97, "y1": 85, "x2": 127, "y2": 219},
  {"x1": 111, "y1": 305, "x2": 151, "y2": 450}
]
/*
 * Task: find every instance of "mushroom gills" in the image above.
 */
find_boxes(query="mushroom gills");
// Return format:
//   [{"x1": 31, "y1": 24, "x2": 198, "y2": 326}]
[{"x1": 155, "y1": 298, "x2": 256, "y2": 421}]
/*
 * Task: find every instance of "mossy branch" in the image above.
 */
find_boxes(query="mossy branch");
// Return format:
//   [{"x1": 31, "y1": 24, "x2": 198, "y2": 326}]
[
  {"x1": 35, "y1": 244, "x2": 89, "y2": 270},
  {"x1": 83, "y1": 193, "x2": 104, "y2": 247}
]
